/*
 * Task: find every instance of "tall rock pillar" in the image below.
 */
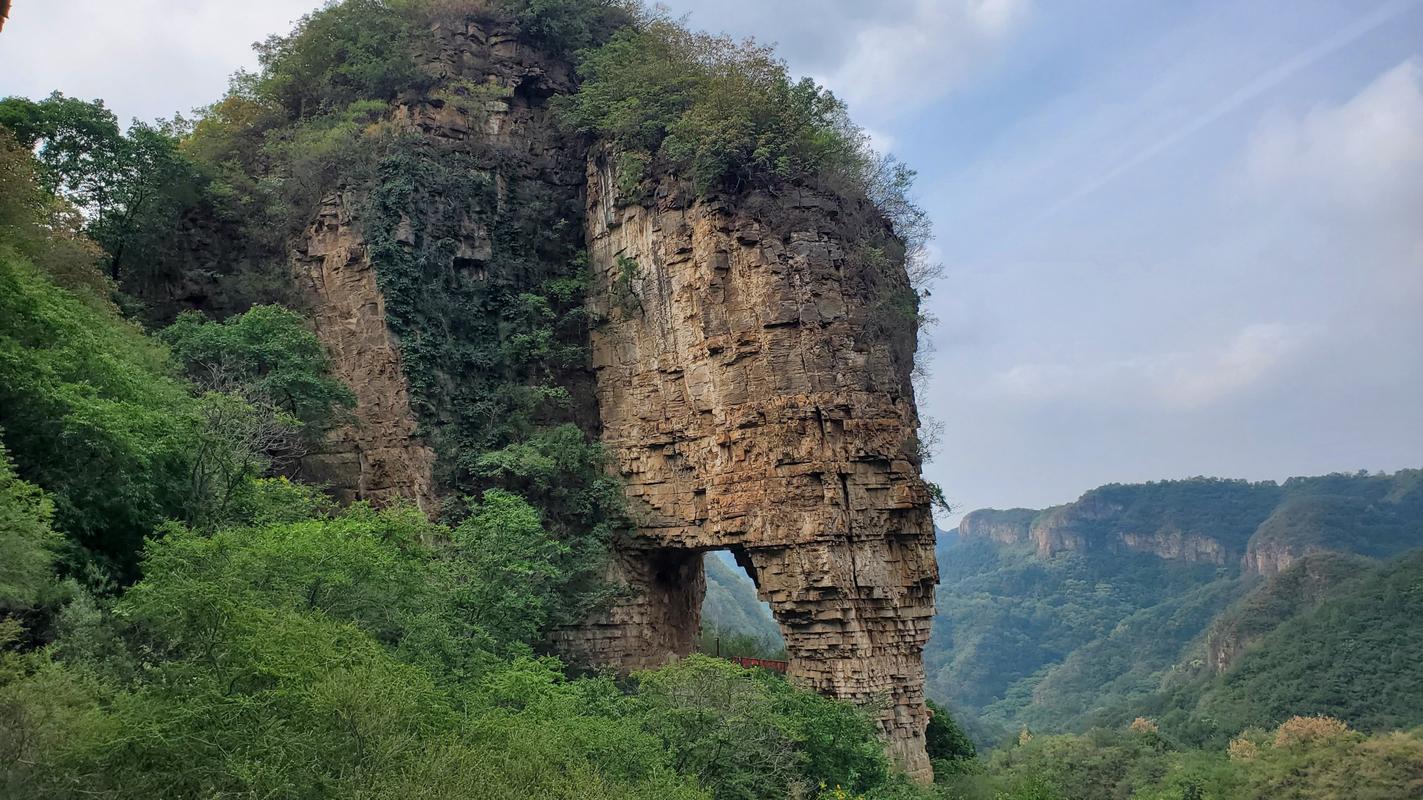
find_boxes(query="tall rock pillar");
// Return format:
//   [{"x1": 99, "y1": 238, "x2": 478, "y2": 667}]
[{"x1": 566, "y1": 154, "x2": 940, "y2": 781}]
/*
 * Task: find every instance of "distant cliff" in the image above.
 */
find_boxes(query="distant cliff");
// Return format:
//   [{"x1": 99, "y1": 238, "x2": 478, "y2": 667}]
[
  {"x1": 956, "y1": 471, "x2": 1423, "y2": 574},
  {"x1": 930, "y1": 469, "x2": 1423, "y2": 742}
]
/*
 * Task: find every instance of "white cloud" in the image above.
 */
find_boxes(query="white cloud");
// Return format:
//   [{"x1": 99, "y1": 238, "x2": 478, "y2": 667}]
[
  {"x1": 1244, "y1": 57, "x2": 1423, "y2": 212},
  {"x1": 820, "y1": 0, "x2": 1031, "y2": 119},
  {"x1": 1157, "y1": 323, "x2": 1315, "y2": 409},
  {"x1": 0, "y1": 1, "x2": 319, "y2": 122},
  {"x1": 987, "y1": 322, "x2": 1315, "y2": 410},
  {"x1": 1237, "y1": 56, "x2": 1423, "y2": 306}
]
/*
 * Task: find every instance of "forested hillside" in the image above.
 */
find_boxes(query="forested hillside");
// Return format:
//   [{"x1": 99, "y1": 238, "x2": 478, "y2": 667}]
[{"x1": 928, "y1": 472, "x2": 1423, "y2": 745}]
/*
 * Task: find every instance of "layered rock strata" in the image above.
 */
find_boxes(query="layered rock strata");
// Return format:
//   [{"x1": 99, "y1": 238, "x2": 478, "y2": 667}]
[
  {"x1": 293, "y1": 190, "x2": 438, "y2": 511},
  {"x1": 557, "y1": 156, "x2": 940, "y2": 780},
  {"x1": 287, "y1": 15, "x2": 940, "y2": 780}
]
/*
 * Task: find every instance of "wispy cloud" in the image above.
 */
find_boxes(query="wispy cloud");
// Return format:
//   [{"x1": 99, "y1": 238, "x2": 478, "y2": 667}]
[
  {"x1": 814, "y1": 0, "x2": 1031, "y2": 119},
  {"x1": 988, "y1": 322, "x2": 1315, "y2": 410},
  {"x1": 1049, "y1": 0, "x2": 1420, "y2": 214}
]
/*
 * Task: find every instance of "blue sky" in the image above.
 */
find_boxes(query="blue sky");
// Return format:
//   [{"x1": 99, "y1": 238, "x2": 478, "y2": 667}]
[{"x1": 3, "y1": 1, "x2": 1420, "y2": 523}]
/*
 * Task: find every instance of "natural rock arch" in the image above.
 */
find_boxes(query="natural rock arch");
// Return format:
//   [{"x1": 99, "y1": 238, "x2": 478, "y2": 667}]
[{"x1": 553, "y1": 157, "x2": 940, "y2": 781}]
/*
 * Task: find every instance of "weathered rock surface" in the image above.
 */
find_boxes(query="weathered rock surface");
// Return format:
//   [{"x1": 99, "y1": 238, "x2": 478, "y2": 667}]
[
  {"x1": 961, "y1": 498, "x2": 1234, "y2": 565},
  {"x1": 286, "y1": 14, "x2": 940, "y2": 780},
  {"x1": 293, "y1": 190, "x2": 438, "y2": 511},
  {"x1": 958, "y1": 508, "x2": 1037, "y2": 545},
  {"x1": 553, "y1": 155, "x2": 939, "y2": 780}
]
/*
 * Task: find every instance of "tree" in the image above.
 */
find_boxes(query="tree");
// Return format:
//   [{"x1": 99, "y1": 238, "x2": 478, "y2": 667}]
[
  {"x1": 160, "y1": 305, "x2": 354, "y2": 432},
  {"x1": 925, "y1": 699, "x2": 979, "y2": 773},
  {"x1": 632, "y1": 655, "x2": 889, "y2": 800},
  {"x1": 0, "y1": 439, "x2": 59, "y2": 612},
  {"x1": 0, "y1": 93, "x2": 205, "y2": 281}
]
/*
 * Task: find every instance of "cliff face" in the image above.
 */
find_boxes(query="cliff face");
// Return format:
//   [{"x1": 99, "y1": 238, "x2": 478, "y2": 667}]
[
  {"x1": 1204, "y1": 552, "x2": 1364, "y2": 672},
  {"x1": 292, "y1": 190, "x2": 438, "y2": 510},
  {"x1": 551, "y1": 155, "x2": 938, "y2": 780},
  {"x1": 957, "y1": 508, "x2": 1036, "y2": 545},
  {"x1": 295, "y1": 14, "x2": 586, "y2": 511},
  {"x1": 283, "y1": 16, "x2": 939, "y2": 780}
]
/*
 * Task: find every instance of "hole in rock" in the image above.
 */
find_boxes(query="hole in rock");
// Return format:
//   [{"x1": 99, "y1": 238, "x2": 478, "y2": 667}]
[{"x1": 698, "y1": 549, "x2": 786, "y2": 662}]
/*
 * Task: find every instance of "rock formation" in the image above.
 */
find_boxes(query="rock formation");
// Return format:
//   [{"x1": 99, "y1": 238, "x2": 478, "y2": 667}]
[
  {"x1": 552, "y1": 155, "x2": 938, "y2": 780},
  {"x1": 281, "y1": 13, "x2": 940, "y2": 781},
  {"x1": 962, "y1": 494, "x2": 1242, "y2": 565},
  {"x1": 957, "y1": 508, "x2": 1036, "y2": 545},
  {"x1": 293, "y1": 189, "x2": 438, "y2": 511}
]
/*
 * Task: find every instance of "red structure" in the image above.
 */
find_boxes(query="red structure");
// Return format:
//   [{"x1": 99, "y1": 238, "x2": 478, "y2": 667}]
[{"x1": 728, "y1": 656, "x2": 789, "y2": 673}]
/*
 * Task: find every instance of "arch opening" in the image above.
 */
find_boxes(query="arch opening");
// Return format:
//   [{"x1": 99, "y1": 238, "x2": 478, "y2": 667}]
[{"x1": 697, "y1": 549, "x2": 786, "y2": 662}]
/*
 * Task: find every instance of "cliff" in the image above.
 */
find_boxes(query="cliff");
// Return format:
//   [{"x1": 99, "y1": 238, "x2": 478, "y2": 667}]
[
  {"x1": 957, "y1": 508, "x2": 1036, "y2": 545},
  {"x1": 934, "y1": 471, "x2": 1423, "y2": 737},
  {"x1": 1202, "y1": 551, "x2": 1365, "y2": 673},
  {"x1": 549, "y1": 157, "x2": 936, "y2": 778},
  {"x1": 240, "y1": 9, "x2": 939, "y2": 780}
]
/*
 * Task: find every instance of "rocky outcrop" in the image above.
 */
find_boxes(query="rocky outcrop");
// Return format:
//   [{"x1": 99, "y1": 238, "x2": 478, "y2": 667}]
[
  {"x1": 1241, "y1": 539, "x2": 1322, "y2": 577},
  {"x1": 293, "y1": 190, "x2": 437, "y2": 511},
  {"x1": 1205, "y1": 552, "x2": 1364, "y2": 672},
  {"x1": 552, "y1": 155, "x2": 939, "y2": 780},
  {"x1": 283, "y1": 13, "x2": 939, "y2": 780},
  {"x1": 958, "y1": 508, "x2": 1036, "y2": 545},
  {"x1": 964, "y1": 496, "x2": 1236, "y2": 565},
  {"x1": 294, "y1": 14, "x2": 584, "y2": 510}
]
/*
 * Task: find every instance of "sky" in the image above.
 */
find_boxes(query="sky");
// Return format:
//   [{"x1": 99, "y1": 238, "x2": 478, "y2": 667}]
[{"x1": 2, "y1": 1, "x2": 1421, "y2": 524}]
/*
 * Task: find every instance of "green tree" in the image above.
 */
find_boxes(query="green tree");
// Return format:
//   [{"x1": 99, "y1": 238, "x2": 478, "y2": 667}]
[
  {"x1": 160, "y1": 304, "x2": 354, "y2": 431},
  {"x1": 633, "y1": 655, "x2": 889, "y2": 799},
  {"x1": 926, "y1": 699, "x2": 979, "y2": 775},
  {"x1": 0, "y1": 93, "x2": 205, "y2": 281},
  {"x1": 0, "y1": 439, "x2": 59, "y2": 613}
]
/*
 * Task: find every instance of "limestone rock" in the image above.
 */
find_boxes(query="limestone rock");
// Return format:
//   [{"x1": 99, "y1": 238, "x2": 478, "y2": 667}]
[
  {"x1": 550, "y1": 154, "x2": 940, "y2": 781},
  {"x1": 285, "y1": 15, "x2": 940, "y2": 781},
  {"x1": 292, "y1": 190, "x2": 437, "y2": 511}
]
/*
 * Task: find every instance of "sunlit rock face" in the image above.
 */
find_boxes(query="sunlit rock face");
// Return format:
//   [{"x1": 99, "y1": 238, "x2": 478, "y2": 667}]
[{"x1": 550, "y1": 153, "x2": 938, "y2": 781}]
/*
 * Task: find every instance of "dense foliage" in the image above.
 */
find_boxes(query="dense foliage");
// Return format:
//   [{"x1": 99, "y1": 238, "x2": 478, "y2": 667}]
[
  {"x1": 160, "y1": 305, "x2": 355, "y2": 432},
  {"x1": 937, "y1": 717, "x2": 1423, "y2": 800},
  {"x1": 556, "y1": 8, "x2": 932, "y2": 265},
  {"x1": 1135, "y1": 550, "x2": 1423, "y2": 746},
  {"x1": 0, "y1": 129, "x2": 202, "y2": 578}
]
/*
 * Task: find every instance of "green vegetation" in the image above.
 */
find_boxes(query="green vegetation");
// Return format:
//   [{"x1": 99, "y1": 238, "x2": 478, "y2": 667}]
[
  {"x1": 929, "y1": 472, "x2": 1423, "y2": 746},
  {"x1": 557, "y1": 17, "x2": 861, "y2": 193},
  {"x1": 556, "y1": 7, "x2": 931, "y2": 259},
  {"x1": 0, "y1": 128, "x2": 201, "y2": 578},
  {"x1": 0, "y1": 7, "x2": 947, "y2": 797},
  {"x1": 699, "y1": 553, "x2": 785, "y2": 660},
  {"x1": 1135, "y1": 550, "x2": 1423, "y2": 746},
  {"x1": 927, "y1": 536, "x2": 1239, "y2": 737},
  {"x1": 935, "y1": 717, "x2": 1423, "y2": 800},
  {"x1": 0, "y1": 122, "x2": 913, "y2": 795},
  {"x1": 160, "y1": 305, "x2": 355, "y2": 432}
]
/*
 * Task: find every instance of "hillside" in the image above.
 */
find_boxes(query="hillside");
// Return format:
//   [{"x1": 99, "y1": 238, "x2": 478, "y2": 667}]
[
  {"x1": 1134, "y1": 549, "x2": 1423, "y2": 744},
  {"x1": 928, "y1": 471, "x2": 1423, "y2": 742},
  {"x1": 700, "y1": 552, "x2": 785, "y2": 658}
]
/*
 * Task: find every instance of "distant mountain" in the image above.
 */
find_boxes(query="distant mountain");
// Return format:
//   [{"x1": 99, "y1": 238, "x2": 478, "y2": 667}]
[
  {"x1": 927, "y1": 469, "x2": 1423, "y2": 745},
  {"x1": 1132, "y1": 549, "x2": 1423, "y2": 744},
  {"x1": 700, "y1": 552, "x2": 784, "y2": 657}
]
